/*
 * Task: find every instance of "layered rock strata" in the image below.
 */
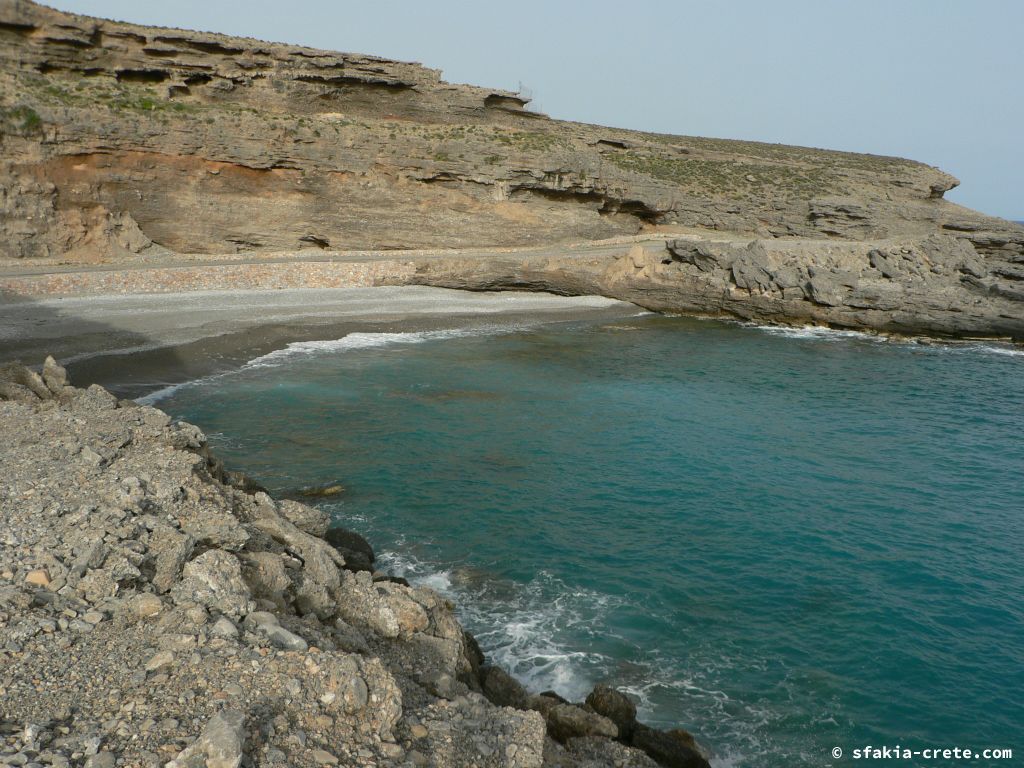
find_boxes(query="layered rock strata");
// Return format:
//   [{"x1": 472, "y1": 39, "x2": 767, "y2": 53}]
[
  {"x1": 1, "y1": 0, "x2": 1021, "y2": 269},
  {"x1": 1, "y1": 1, "x2": 1022, "y2": 338}
]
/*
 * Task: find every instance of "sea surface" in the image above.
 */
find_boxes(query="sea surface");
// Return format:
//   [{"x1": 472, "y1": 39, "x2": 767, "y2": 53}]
[{"x1": 148, "y1": 314, "x2": 1024, "y2": 767}]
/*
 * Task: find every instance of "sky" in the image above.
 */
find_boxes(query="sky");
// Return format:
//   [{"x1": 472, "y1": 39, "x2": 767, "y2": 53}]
[{"x1": 47, "y1": 0, "x2": 1024, "y2": 220}]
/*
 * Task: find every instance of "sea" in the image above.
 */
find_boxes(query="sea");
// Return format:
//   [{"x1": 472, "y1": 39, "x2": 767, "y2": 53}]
[{"x1": 144, "y1": 312, "x2": 1024, "y2": 767}]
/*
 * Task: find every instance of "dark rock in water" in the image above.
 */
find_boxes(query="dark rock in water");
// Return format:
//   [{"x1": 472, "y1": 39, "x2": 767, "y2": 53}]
[
  {"x1": 222, "y1": 469, "x2": 268, "y2": 495},
  {"x1": 586, "y1": 684, "x2": 638, "y2": 740},
  {"x1": 296, "y1": 482, "x2": 345, "y2": 498},
  {"x1": 631, "y1": 724, "x2": 710, "y2": 768},
  {"x1": 545, "y1": 703, "x2": 618, "y2": 743},
  {"x1": 463, "y1": 630, "x2": 485, "y2": 672},
  {"x1": 479, "y1": 665, "x2": 529, "y2": 709},
  {"x1": 539, "y1": 690, "x2": 569, "y2": 704},
  {"x1": 371, "y1": 573, "x2": 410, "y2": 587},
  {"x1": 324, "y1": 526, "x2": 375, "y2": 572}
]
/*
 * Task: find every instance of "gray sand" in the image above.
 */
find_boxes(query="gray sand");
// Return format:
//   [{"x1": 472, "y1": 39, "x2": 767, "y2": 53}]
[{"x1": 0, "y1": 286, "x2": 639, "y2": 397}]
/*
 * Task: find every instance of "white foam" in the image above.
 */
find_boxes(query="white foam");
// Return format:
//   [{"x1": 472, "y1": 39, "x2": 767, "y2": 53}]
[
  {"x1": 244, "y1": 326, "x2": 516, "y2": 369},
  {"x1": 375, "y1": 546, "x2": 792, "y2": 764},
  {"x1": 134, "y1": 380, "x2": 194, "y2": 406},
  {"x1": 135, "y1": 325, "x2": 523, "y2": 404},
  {"x1": 965, "y1": 343, "x2": 1024, "y2": 358},
  {"x1": 377, "y1": 549, "x2": 621, "y2": 701},
  {"x1": 134, "y1": 369, "x2": 236, "y2": 405},
  {"x1": 747, "y1": 322, "x2": 1024, "y2": 359},
  {"x1": 748, "y1": 323, "x2": 879, "y2": 341}
]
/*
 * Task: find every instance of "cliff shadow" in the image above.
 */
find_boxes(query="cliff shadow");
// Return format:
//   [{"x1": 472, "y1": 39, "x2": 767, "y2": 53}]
[{"x1": 0, "y1": 288, "x2": 186, "y2": 399}]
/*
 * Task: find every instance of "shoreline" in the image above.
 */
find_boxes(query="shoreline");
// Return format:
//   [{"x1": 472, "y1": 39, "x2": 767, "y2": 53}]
[
  {"x1": 3, "y1": 231, "x2": 1022, "y2": 343},
  {"x1": 0, "y1": 286, "x2": 640, "y2": 397},
  {"x1": 0, "y1": 357, "x2": 714, "y2": 768}
]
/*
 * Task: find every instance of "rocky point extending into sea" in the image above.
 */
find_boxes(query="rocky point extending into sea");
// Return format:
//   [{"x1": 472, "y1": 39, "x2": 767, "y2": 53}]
[{"x1": 0, "y1": 358, "x2": 711, "y2": 768}]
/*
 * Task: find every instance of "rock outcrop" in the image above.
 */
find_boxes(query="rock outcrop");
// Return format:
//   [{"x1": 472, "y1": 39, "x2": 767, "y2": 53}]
[
  {"x1": 0, "y1": 360, "x2": 708, "y2": 767},
  {"x1": 1, "y1": 0, "x2": 1021, "y2": 270},
  {"x1": 402, "y1": 233, "x2": 1024, "y2": 338}
]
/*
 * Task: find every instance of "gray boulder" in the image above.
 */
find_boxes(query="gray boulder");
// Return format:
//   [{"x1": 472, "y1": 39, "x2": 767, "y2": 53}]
[
  {"x1": 545, "y1": 703, "x2": 618, "y2": 743},
  {"x1": 176, "y1": 550, "x2": 254, "y2": 618},
  {"x1": 166, "y1": 708, "x2": 246, "y2": 768},
  {"x1": 631, "y1": 724, "x2": 710, "y2": 768},
  {"x1": 479, "y1": 665, "x2": 530, "y2": 709},
  {"x1": 585, "y1": 684, "x2": 638, "y2": 740}
]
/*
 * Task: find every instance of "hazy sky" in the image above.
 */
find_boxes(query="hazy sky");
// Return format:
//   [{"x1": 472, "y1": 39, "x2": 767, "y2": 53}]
[{"x1": 47, "y1": 0, "x2": 1023, "y2": 219}]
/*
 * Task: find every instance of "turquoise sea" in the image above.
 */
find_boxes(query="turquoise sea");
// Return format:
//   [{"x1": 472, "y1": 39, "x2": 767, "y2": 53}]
[{"x1": 148, "y1": 313, "x2": 1024, "y2": 767}]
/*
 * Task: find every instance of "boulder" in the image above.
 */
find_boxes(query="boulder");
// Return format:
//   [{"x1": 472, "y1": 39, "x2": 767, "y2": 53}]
[
  {"x1": 0, "y1": 363, "x2": 51, "y2": 400},
  {"x1": 324, "y1": 526, "x2": 375, "y2": 572},
  {"x1": 41, "y1": 355, "x2": 67, "y2": 393},
  {"x1": 242, "y1": 610, "x2": 308, "y2": 651},
  {"x1": 278, "y1": 499, "x2": 331, "y2": 537},
  {"x1": 480, "y1": 665, "x2": 530, "y2": 709},
  {"x1": 239, "y1": 551, "x2": 292, "y2": 609},
  {"x1": 251, "y1": 514, "x2": 343, "y2": 590},
  {"x1": 585, "y1": 684, "x2": 638, "y2": 740},
  {"x1": 176, "y1": 550, "x2": 254, "y2": 618},
  {"x1": 166, "y1": 708, "x2": 246, "y2": 768},
  {"x1": 631, "y1": 724, "x2": 710, "y2": 768},
  {"x1": 545, "y1": 703, "x2": 618, "y2": 743},
  {"x1": 149, "y1": 526, "x2": 195, "y2": 594}
]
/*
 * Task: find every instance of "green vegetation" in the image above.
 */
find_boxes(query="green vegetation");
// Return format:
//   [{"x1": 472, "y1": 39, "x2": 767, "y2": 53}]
[
  {"x1": 491, "y1": 130, "x2": 568, "y2": 152},
  {"x1": 642, "y1": 130, "x2": 915, "y2": 175},
  {"x1": 0, "y1": 105, "x2": 43, "y2": 133},
  {"x1": 607, "y1": 149, "x2": 836, "y2": 201}
]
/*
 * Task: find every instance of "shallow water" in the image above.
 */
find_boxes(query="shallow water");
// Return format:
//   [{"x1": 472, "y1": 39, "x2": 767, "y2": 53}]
[{"x1": 151, "y1": 314, "x2": 1024, "y2": 767}]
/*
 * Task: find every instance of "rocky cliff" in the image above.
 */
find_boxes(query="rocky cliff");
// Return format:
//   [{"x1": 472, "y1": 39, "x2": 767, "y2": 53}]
[
  {"x1": 1, "y1": 0, "x2": 1022, "y2": 338},
  {"x1": 2, "y1": 1, "x2": 1021, "y2": 258}
]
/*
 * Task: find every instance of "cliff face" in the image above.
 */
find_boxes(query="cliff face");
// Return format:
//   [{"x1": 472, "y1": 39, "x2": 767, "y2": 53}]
[
  {"x1": 1, "y1": 0, "x2": 1023, "y2": 339},
  {"x1": 3, "y1": 0, "x2": 1021, "y2": 263}
]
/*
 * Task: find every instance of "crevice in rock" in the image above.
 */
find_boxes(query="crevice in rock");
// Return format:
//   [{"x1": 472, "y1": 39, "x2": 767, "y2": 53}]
[
  {"x1": 293, "y1": 73, "x2": 409, "y2": 87},
  {"x1": 0, "y1": 20, "x2": 37, "y2": 36},
  {"x1": 116, "y1": 68, "x2": 170, "y2": 84},
  {"x1": 484, "y1": 93, "x2": 528, "y2": 110},
  {"x1": 152, "y1": 36, "x2": 245, "y2": 55}
]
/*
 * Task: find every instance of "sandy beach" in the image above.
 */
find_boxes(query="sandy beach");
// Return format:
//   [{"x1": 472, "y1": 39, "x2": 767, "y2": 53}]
[{"x1": 0, "y1": 286, "x2": 638, "y2": 398}]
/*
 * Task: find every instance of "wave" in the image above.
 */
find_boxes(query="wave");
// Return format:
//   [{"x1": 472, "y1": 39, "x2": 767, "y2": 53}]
[
  {"x1": 243, "y1": 327, "x2": 508, "y2": 369},
  {"x1": 745, "y1": 323, "x2": 880, "y2": 342},
  {"x1": 134, "y1": 369, "x2": 237, "y2": 406},
  {"x1": 746, "y1": 322, "x2": 1024, "y2": 359},
  {"x1": 136, "y1": 325, "x2": 524, "y2": 404},
  {"x1": 376, "y1": 548, "x2": 790, "y2": 767},
  {"x1": 378, "y1": 549, "x2": 621, "y2": 702},
  {"x1": 959, "y1": 343, "x2": 1024, "y2": 358}
]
